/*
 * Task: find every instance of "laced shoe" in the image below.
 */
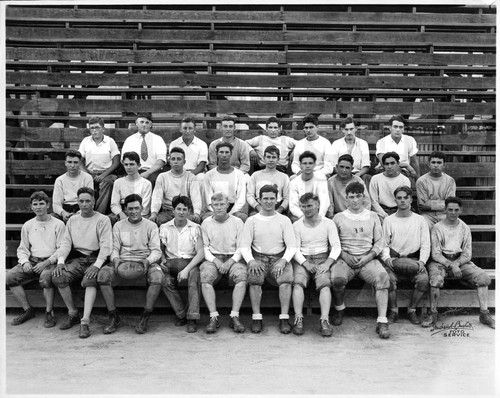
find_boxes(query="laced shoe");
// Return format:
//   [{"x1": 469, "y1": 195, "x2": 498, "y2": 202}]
[
  {"x1": 293, "y1": 317, "x2": 304, "y2": 335},
  {"x1": 279, "y1": 319, "x2": 292, "y2": 334},
  {"x1": 229, "y1": 316, "x2": 245, "y2": 333},
  {"x1": 44, "y1": 311, "x2": 56, "y2": 328},
  {"x1": 206, "y1": 316, "x2": 220, "y2": 333},
  {"x1": 135, "y1": 311, "x2": 151, "y2": 334},
  {"x1": 387, "y1": 310, "x2": 399, "y2": 324},
  {"x1": 251, "y1": 319, "x2": 263, "y2": 333},
  {"x1": 59, "y1": 314, "x2": 80, "y2": 330},
  {"x1": 479, "y1": 311, "x2": 495, "y2": 329},
  {"x1": 187, "y1": 319, "x2": 198, "y2": 333},
  {"x1": 103, "y1": 311, "x2": 121, "y2": 334},
  {"x1": 408, "y1": 311, "x2": 421, "y2": 325},
  {"x1": 79, "y1": 323, "x2": 91, "y2": 339},
  {"x1": 376, "y1": 322, "x2": 390, "y2": 339},
  {"x1": 421, "y1": 311, "x2": 438, "y2": 328},
  {"x1": 332, "y1": 309, "x2": 344, "y2": 326},
  {"x1": 175, "y1": 316, "x2": 187, "y2": 326},
  {"x1": 320, "y1": 319, "x2": 333, "y2": 337},
  {"x1": 11, "y1": 307, "x2": 36, "y2": 326}
]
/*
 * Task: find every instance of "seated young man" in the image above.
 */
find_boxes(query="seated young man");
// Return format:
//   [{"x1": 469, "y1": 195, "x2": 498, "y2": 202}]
[
  {"x1": 369, "y1": 151, "x2": 411, "y2": 220},
  {"x1": 200, "y1": 192, "x2": 247, "y2": 334},
  {"x1": 331, "y1": 182, "x2": 391, "y2": 339},
  {"x1": 416, "y1": 151, "x2": 456, "y2": 230},
  {"x1": 52, "y1": 150, "x2": 93, "y2": 222},
  {"x1": 109, "y1": 151, "x2": 152, "y2": 225},
  {"x1": 380, "y1": 186, "x2": 430, "y2": 325},
  {"x1": 246, "y1": 116, "x2": 295, "y2": 174},
  {"x1": 52, "y1": 187, "x2": 112, "y2": 338},
  {"x1": 98, "y1": 194, "x2": 164, "y2": 335},
  {"x1": 239, "y1": 185, "x2": 297, "y2": 334},
  {"x1": 292, "y1": 193, "x2": 341, "y2": 337},
  {"x1": 289, "y1": 151, "x2": 330, "y2": 223},
  {"x1": 6, "y1": 191, "x2": 66, "y2": 327},
  {"x1": 203, "y1": 141, "x2": 248, "y2": 222},
  {"x1": 150, "y1": 147, "x2": 202, "y2": 226},
  {"x1": 421, "y1": 196, "x2": 494, "y2": 329},
  {"x1": 159, "y1": 196, "x2": 205, "y2": 333},
  {"x1": 246, "y1": 145, "x2": 290, "y2": 216}
]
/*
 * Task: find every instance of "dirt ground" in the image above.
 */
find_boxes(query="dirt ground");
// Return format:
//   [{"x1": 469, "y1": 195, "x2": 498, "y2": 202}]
[{"x1": 4, "y1": 308, "x2": 497, "y2": 396}]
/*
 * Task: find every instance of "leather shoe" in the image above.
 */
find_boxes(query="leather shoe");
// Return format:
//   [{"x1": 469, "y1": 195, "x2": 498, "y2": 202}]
[
  {"x1": 251, "y1": 319, "x2": 263, "y2": 333},
  {"x1": 387, "y1": 310, "x2": 399, "y2": 324},
  {"x1": 187, "y1": 319, "x2": 197, "y2": 333},
  {"x1": 293, "y1": 317, "x2": 304, "y2": 335},
  {"x1": 320, "y1": 319, "x2": 333, "y2": 337},
  {"x1": 376, "y1": 322, "x2": 390, "y2": 339},
  {"x1": 332, "y1": 309, "x2": 344, "y2": 326},
  {"x1": 206, "y1": 316, "x2": 220, "y2": 333},
  {"x1": 59, "y1": 314, "x2": 80, "y2": 330},
  {"x1": 103, "y1": 311, "x2": 121, "y2": 334},
  {"x1": 479, "y1": 311, "x2": 495, "y2": 329},
  {"x1": 44, "y1": 311, "x2": 56, "y2": 328},
  {"x1": 79, "y1": 323, "x2": 91, "y2": 338},
  {"x1": 11, "y1": 307, "x2": 36, "y2": 326},
  {"x1": 421, "y1": 311, "x2": 438, "y2": 328},
  {"x1": 279, "y1": 319, "x2": 292, "y2": 334},
  {"x1": 229, "y1": 316, "x2": 245, "y2": 333},
  {"x1": 408, "y1": 311, "x2": 421, "y2": 325}
]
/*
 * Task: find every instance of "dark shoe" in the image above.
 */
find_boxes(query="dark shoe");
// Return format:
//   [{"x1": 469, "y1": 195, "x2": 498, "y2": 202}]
[
  {"x1": 320, "y1": 319, "x2": 333, "y2": 337},
  {"x1": 175, "y1": 316, "x2": 187, "y2": 327},
  {"x1": 187, "y1": 319, "x2": 197, "y2": 333},
  {"x1": 44, "y1": 311, "x2": 56, "y2": 328},
  {"x1": 59, "y1": 314, "x2": 80, "y2": 330},
  {"x1": 387, "y1": 310, "x2": 399, "y2": 324},
  {"x1": 479, "y1": 311, "x2": 495, "y2": 329},
  {"x1": 421, "y1": 311, "x2": 438, "y2": 328},
  {"x1": 376, "y1": 322, "x2": 390, "y2": 339},
  {"x1": 229, "y1": 316, "x2": 245, "y2": 333},
  {"x1": 279, "y1": 319, "x2": 292, "y2": 334},
  {"x1": 332, "y1": 309, "x2": 344, "y2": 326},
  {"x1": 79, "y1": 323, "x2": 91, "y2": 339},
  {"x1": 408, "y1": 311, "x2": 421, "y2": 325},
  {"x1": 206, "y1": 316, "x2": 220, "y2": 334},
  {"x1": 135, "y1": 311, "x2": 151, "y2": 334},
  {"x1": 251, "y1": 319, "x2": 263, "y2": 333},
  {"x1": 11, "y1": 307, "x2": 36, "y2": 326},
  {"x1": 103, "y1": 311, "x2": 121, "y2": 334},
  {"x1": 293, "y1": 317, "x2": 304, "y2": 335}
]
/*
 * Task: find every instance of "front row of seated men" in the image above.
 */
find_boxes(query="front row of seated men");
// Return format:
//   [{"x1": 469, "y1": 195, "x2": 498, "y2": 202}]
[{"x1": 7, "y1": 182, "x2": 494, "y2": 339}]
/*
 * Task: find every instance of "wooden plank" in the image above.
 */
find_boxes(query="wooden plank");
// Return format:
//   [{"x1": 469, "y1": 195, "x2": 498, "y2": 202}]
[
  {"x1": 6, "y1": 48, "x2": 496, "y2": 66},
  {"x1": 6, "y1": 8, "x2": 496, "y2": 26},
  {"x1": 6, "y1": 288, "x2": 495, "y2": 309},
  {"x1": 6, "y1": 28, "x2": 496, "y2": 47},
  {"x1": 7, "y1": 72, "x2": 495, "y2": 90},
  {"x1": 6, "y1": 99, "x2": 496, "y2": 115}
]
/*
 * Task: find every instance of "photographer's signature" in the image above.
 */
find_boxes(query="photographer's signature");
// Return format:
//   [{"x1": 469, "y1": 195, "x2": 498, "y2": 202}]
[{"x1": 430, "y1": 320, "x2": 474, "y2": 337}]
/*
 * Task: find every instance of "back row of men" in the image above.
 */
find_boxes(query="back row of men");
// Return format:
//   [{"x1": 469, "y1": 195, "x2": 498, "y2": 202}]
[
  {"x1": 7, "y1": 181, "x2": 494, "y2": 340},
  {"x1": 54, "y1": 113, "x2": 450, "y2": 232}
]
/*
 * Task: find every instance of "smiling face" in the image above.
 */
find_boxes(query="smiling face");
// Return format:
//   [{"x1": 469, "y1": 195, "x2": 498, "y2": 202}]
[
  {"x1": 445, "y1": 202, "x2": 462, "y2": 222},
  {"x1": 258, "y1": 191, "x2": 277, "y2": 213},
  {"x1": 77, "y1": 192, "x2": 95, "y2": 216},
  {"x1": 173, "y1": 202, "x2": 190, "y2": 222},
  {"x1": 136, "y1": 117, "x2": 152, "y2": 135},
  {"x1": 180, "y1": 122, "x2": 195, "y2": 141},
  {"x1": 266, "y1": 122, "x2": 281, "y2": 139},
  {"x1": 126, "y1": 200, "x2": 143, "y2": 223},
  {"x1": 221, "y1": 120, "x2": 235, "y2": 139},
  {"x1": 31, "y1": 199, "x2": 49, "y2": 217}
]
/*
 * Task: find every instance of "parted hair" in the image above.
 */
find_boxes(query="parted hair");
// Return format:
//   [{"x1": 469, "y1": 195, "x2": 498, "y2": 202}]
[
  {"x1": 77, "y1": 187, "x2": 95, "y2": 198},
  {"x1": 340, "y1": 117, "x2": 356, "y2": 129},
  {"x1": 88, "y1": 116, "x2": 104, "y2": 127},
  {"x1": 302, "y1": 113, "x2": 319, "y2": 126},
  {"x1": 65, "y1": 150, "x2": 82, "y2": 160},
  {"x1": 181, "y1": 116, "x2": 196, "y2": 125},
  {"x1": 30, "y1": 191, "x2": 50, "y2": 203},
  {"x1": 382, "y1": 151, "x2": 400, "y2": 164},
  {"x1": 172, "y1": 195, "x2": 193, "y2": 211},
  {"x1": 338, "y1": 154, "x2": 354, "y2": 166},
  {"x1": 299, "y1": 150, "x2": 317, "y2": 163},
  {"x1": 215, "y1": 141, "x2": 234, "y2": 153},
  {"x1": 266, "y1": 116, "x2": 281, "y2": 127},
  {"x1": 445, "y1": 196, "x2": 462, "y2": 208},
  {"x1": 389, "y1": 114, "x2": 406, "y2": 126},
  {"x1": 122, "y1": 151, "x2": 141, "y2": 164},
  {"x1": 124, "y1": 193, "x2": 142, "y2": 207},
  {"x1": 345, "y1": 181, "x2": 365, "y2": 196},
  {"x1": 299, "y1": 192, "x2": 320, "y2": 205},
  {"x1": 259, "y1": 184, "x2": 278, "y2": 199},
  {"x1": 170, "y1": 147, "x2": 186, "y2": 158},
  {"x1": 393, "y1": 186, "x2": 412, "y2": 197},
  {"x1": 264, "y1": 145, "x2": 280, "y2": 158}
]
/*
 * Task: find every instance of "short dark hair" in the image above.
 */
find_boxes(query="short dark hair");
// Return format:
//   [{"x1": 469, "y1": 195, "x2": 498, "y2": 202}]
[
  {"x1": 172, "y1": 195, "x2": 193, "y2": 212},
  {"x1": 345, "y1": 181, "x2": 365, "y2": 196},
  {"x1": 169, "y1": 147, "x2": 186, "y2": 158},
  {"x1": 299, "y1": 150, "x2": 317, "y2": 163},
  {"x1": 180, "y1": 117, "x2": 196, "y2": 125},
  {"x1": 88, "y1": 116, "x2": 104, "y2": 127},
  {"x1": 124, "y1": 193, "x2": 142, "y2": 207},
  {"x1": 429, "y1": 151, "x2": 446, "y2": 162},
  {"x1": 77, "y1": 187, "x2": 95, "y2": 198},
  {"x1": 389, "y1": 115, "x2": 406, "y2": 126},
  {"x1": 259, "y1": 184, "x2": 278, "y2": 199},
  {"x1": 215, "y1": 141, "x2": 233, "y2": 153},
  {"x1": 393, "y1": 186, "x2": 412, "y2": 197},
  {"x1": 340, "y1": 117, "x2": 356, "y2": 129},
  {"x1": 445, "y1": 196, "x2": 462, "y2": 208},
  {"x1": 264, "y1": 145, "x2": 280, "y2": 158},
  {"x1": 266, "y1": 116, "x2": 281, "y2": 128},
  {"x1": 65, "y1": 150, "x2": 82, "y2": 161},
  {"x1": 302, "y1": 114, "x2": 319, "y2": 126},
  {"x1": 136, "y1": 112, "x2": 152, "y2": 122},
  {"x1": 221, "y1": 116, "x2": 236, "y2": 124},
  {"x1": 382, "y1": 151, "x2": 400, "y2": 164},
  {"x1": 122, "y1": 151, "x2": 141, "y2": 164},
  {"x1": 299, "y1": 192, "x2": 320, "y2": 205},
  {"x1": 338, "y1": 154, "x2": 354, "y2": 166},
  {"x1": 30, "y1": 191, "x2": 50, "y2": 204}
]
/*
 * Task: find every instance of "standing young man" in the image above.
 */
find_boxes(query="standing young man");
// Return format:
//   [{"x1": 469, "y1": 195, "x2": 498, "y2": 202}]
[
  {"x1": 200, "y1": 192, "x2": 247, "y2": 334},
  {"x1": 422, "y1": 197, "x2": 494, "y2": 329},
  {"x1": 239, "y1": 185, "x2": 297, "y2": 334},
  {"x1": 159, "y1": 196, "x2": 205, "y2": 333},
  {"x1": 78, "y1": 116, "x2": 120, "y2": 214},
  {"x1": 52, "y1": 150, "x2": 93, "y2": 222},
  {"x1": 6, "y1": 191, "x2": 66, "y2": 326},
  {"x1": 292, "y1": 193, "x2": 341, "y2": 337},
  {"x1": 53, "y1": 187, "x2": 113, "y2": 338},
  {"x1": 331, "y1": 182, "x2": 391, "y2": 339}
]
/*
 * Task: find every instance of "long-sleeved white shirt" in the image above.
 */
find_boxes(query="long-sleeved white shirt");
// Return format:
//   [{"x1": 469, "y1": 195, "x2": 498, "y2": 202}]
[
  {"x1": 151, "y1": 171, "x2": 202, "y2": 215},
  {"x1": 110, "y1": 175, "x2": 152, "y2": 216},
  {"x1": 52, "y1": 172, "x2": 93, "y2": 215},
  {"x1": 201, "y1": 215, "x2": 244, "y2": 262},
  {"x1": 246, "y1": 169, "x2": 290, "y2": 210},
  {"x1": 111, "y1": 218, "x2": 161, "y2": 264},
  {"x1": 289, "y1": 175, "x2": 330, "y2": 218},
  {"x1": 204, "y1": 168, "x2": 246, "y2": 214},
  {"x1": 291, "y1": 135, "x2": 334, "y2": 176}
]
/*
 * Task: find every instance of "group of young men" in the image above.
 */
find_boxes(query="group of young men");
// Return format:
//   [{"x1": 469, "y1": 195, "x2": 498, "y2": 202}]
[{"x1": 6, "y1": 113, "x2": 494, "y2": 339}]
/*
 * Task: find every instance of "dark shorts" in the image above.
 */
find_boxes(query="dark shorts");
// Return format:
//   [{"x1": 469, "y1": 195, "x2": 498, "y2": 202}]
[
  {"x1": 292, "y1": 252, "x2": 331, "y2": 290},
  {"x1": 384, "y1": 257, "x2": 429, "y2": 292},
  {"x1": 428, "y1": 261, "x2": 491, "y2": 289},
  {"x1": 330, "y1": 256, "x2": 389, "y2": 290},
  {"x1": 97, "y1": 262, "x2": 164, "y2": 286},
  {"x1": 200, "y1": 254, "x2": 247, "y2": 285},
  {"x1": 6, "y1": 256, "x2": 54, "y2": 288},
  {"x1": 247, "y1": 250, "x2": 293, "y2": 286},
  {"x1": 52, "y1": 253, "x2": 101, "y2": 288}
]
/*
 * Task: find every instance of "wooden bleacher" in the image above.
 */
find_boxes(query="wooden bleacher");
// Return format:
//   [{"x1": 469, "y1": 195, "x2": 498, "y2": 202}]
[{"x1": 5, "y1": 5, "x2": 495, "y2": 310}]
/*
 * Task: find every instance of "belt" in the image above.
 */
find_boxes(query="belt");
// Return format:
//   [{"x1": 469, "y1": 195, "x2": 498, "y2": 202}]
[
  {"x1": 443, "y1": 252, "x2": 461, "y2": 260},
  {"x1": 390, "y1": 248, "x2": 420, "y2": 259},
  {"x1": 63, "y1": 203, "x2": 80, "y2": 213}
]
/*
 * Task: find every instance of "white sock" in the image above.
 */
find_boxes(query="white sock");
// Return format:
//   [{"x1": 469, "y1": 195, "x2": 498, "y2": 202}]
[
  {"x1": 279, "y1": 314, "x2": 290, "y2": 320},
  {"x1": 252, "y1": 313, "x2": 263, "y2": 320},
  {"x1": 209, "y1": 311, "x2": 219, "y2": 318},
  {"x1": 230, "y1": 311, "x2": 239, "y2": 318},
  {"x1": 335, "y1": 304, "x2": 346, "y2": 311},
  {"x1": 377, "y1": 316, "x2": 388, "y2": 323}
]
